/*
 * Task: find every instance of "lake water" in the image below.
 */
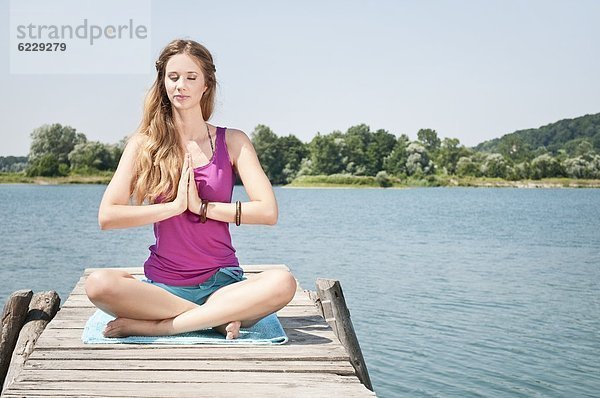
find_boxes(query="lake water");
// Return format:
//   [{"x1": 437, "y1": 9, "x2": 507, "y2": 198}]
[{"x1": 0, "y1": 185, "x2": 599, "y2": 397}]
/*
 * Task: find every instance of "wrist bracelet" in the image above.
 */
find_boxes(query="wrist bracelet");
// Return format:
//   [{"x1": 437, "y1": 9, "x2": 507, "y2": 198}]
[
  {"x1": 235, "y1": 200, "x2": 242, "y2": 226},
  {"x1": 200, "y1": 199, "x2": 209, "y2": 223}
]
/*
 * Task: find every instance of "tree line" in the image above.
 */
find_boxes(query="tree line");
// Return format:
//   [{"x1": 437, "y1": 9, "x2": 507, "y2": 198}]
[
  {"x1": 251, "y1": 124, "x2": 600, "y2": 183},
  {"x1": 2, "y1": 122, "x2": 599, "y2": 181},
  {"x1": 0, "y1": 124, "x2": 126, "y2": 176},
  {"x1": 475, "y1": 112, "x2": 600, "y2": 156}
]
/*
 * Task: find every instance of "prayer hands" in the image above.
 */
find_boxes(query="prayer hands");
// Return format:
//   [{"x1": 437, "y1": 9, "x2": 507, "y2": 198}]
[
  {"x1": 187, "y1": 153, "x2": 202, "y2": 215},
  {"x1": 173, "y1": 153, "x2": 191, "y2": 214}
]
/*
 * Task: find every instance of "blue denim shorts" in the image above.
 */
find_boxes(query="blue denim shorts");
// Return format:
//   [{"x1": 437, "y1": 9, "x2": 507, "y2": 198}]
[{"x1": 141, "y1": 266, "x2": 245, "y2": 305}]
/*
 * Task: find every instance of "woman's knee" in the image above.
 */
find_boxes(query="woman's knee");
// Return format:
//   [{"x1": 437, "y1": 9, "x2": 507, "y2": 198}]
[
  {"x1": 85, "y1": 269, "x2": 129, "y2": 301},
  {"x1": 266, "y1": 270, "x2": 297, "y2": 306}
]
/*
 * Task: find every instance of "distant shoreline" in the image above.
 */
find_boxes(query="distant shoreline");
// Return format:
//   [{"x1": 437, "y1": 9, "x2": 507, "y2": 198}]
[
  {"x1": 284, "y1": 180, "x2": 600, "y2": 189},
  {"x1": 285, "y1": 175, "x2": 600, "y2": 189},
  {"x1": 0, "y1": 173, "x2": 112, "y2": 185},
  {"x1": 1, "y1": 173, "x2": 599, "y2": 188}
]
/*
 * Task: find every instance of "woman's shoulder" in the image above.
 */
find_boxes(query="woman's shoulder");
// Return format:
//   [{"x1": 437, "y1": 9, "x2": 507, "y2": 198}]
[
  {"x1": 125, "y1": 132, "x2": 147, "y2": 150},
  {"x1": 223, "y1": 126, "x2": 248, "y2": 138},
  {"x1": 223, "y1": 127, "x2": 253, "y2": 168},
  {"x1": 224, "y1": 127, "x2": 252, "y2": 150}
]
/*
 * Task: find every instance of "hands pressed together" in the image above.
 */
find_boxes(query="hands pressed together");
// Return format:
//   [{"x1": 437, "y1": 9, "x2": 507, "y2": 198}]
[{"x1": 173, "y1": 153, "x2": 202, "y2": 215}]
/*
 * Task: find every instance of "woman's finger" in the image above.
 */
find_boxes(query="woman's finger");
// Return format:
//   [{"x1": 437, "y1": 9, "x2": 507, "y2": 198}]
[
  {"x1": 182, "y1": 155, "x2": 190, "y2": 175},
  {"x1": 189, "y1": 169, "x2": 197, "y2": 191}
]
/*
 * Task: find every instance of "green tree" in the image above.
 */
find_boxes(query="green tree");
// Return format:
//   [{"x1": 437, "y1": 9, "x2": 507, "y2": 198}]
[
  {"x1": 279, "y1": 135, "x2": 309, "y2": 183},
  {"x1": 251, "y1": 125, "x2": 286, "y2": 184},
  {"x1": 436, "y1": 138, "x2": 470, "y2": 175},
  {"x1": 342, "y1": 124, "x2": 371, "y2": 176},
  {"x1": 406, "y1": 142, "x2": 434, "y2": 176},
  {"x1": 563, "y1": 155, "x2": 600, "y2": 179},
  {"x1": 68, "y1": 141, "x2": 114, "y2": 172},
  {"x1": 498, "y1": 134, "x2": 531, "y2": 163},
  {"x1": 593, "y1": 131, "x2": 600, "y2": 152},
  {"x1": 26, "y1": 153, "x2": 66, "y2": 177},
  {"x1": 296, "y1": 157, "x2": 314, "y2": 177},
  {"x1": 474, "y1": 112, "x2": 600, "y2": 155},
  {"x1": 417, "y1": 128, "x2": 441, "y2": 154},
  {"x1": 507, "y1": 162, "x2": 531, "y2": 180},
  {"x1": 365, "y1": 129, "x2": 397, "y2": 176},
  {"x1": 480, "y1": 153, "x2": 508, "y2": 178},
  {"x1": 27, "y1": 124, "x2": 87, "y2": 176},
  {"x1": 575, "y1": 140, "x2": 595, "y2": 157},
  {"x1": 530, "y1": 154, "x2": 564, "y2": 179},
  {"x1": 456, "y1": 156, "x2": 481, "y2": 177},
  {"x1": 383, "y1": 134, "x2": 410, "y2": 177},
  {"x1": 0, "y1": 156, "x2": 28, "y2": 173},
  {"x1": 29, "y1": 124, "x2": 84, "y2": 163},
  {"x1": 309, "y1": 133, "x2": 344, "y2": 175},
  {"x1": 375, "y1": 170, "x2": 392, "y2": 187}
]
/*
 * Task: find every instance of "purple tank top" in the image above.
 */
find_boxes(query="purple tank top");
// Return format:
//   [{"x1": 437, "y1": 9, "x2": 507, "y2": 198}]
[{"x1": 143, "y1": 126, "x2": 239, "y2": 286}]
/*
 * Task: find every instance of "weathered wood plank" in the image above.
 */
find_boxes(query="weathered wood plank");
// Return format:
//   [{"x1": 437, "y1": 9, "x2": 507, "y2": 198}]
[
  {"x1": 0, "y1": 290, "x2": 32, "y2": 389},
  {"x1": 14, "y1": 369, "x2": 362, "y2": 383},
  {"x1": 28, "y1": 345, "x2": 351, "y2": 361},
  {"x1": 316, "y1": 279, "x2": 373, "y2": 391},
  {"x1": 33, "y1": 327, "x2": 339, "y2": 350},
  {"x1": 4, "y1": 379, "x2": 376, "y2": 398},
  {"x1": 23, "y1": 358, "x2": 356, "y2": 375},
  {"x1": 2, "y1": 291, "x2": 61, "y2": 394}
]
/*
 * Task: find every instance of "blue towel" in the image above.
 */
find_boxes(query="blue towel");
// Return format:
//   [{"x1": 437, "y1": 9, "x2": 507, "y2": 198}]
[{"x1": 82, "y1": 309, "x2": 288, "y2": 345}]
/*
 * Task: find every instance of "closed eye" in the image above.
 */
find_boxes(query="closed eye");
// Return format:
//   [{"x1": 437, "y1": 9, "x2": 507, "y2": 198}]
[{"x1": 169, "y1": 77, "x2": 196, "y2": 81}]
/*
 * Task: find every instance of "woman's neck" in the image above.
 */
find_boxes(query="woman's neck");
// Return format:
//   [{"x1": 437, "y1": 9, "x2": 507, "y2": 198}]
[{"x1": 172, "y1": 106, "x2": 207, "y2": 141}]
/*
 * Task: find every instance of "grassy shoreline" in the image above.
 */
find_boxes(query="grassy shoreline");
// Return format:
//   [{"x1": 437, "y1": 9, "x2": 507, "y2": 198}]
[
  {"x1": 1, "y1": 172, "x2": 599, "y2": 188},
  {"x1": 286, "y1": 175, "x2": 600, "y2": 189},
  {"x1": 0, "y1": 172, "x2": 113, "y2": 185}
]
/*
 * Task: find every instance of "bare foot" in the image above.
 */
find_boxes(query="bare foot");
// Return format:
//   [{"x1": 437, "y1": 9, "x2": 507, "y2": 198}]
[
  {"x1": 213, "y1": 321, "x2": 241, "y2": 340},
  {"x1": 225, "y1": 321, "x2": 241, "y2": 340},
  {"x1": 103, "y1": 317, "x2": 164, "y2": 338}
]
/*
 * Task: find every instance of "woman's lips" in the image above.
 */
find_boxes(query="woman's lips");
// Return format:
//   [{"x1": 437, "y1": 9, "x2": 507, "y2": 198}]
[{"x1": 174, "y1": 95, "x2": 189, "y2": 100}]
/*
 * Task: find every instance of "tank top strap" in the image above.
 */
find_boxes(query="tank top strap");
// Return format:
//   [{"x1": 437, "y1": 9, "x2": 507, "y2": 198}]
[
  {"x1": 216, "y1": 126, "x2": 226, "y2": 155},
  {"x1": 217, "y1": 126, "x2": 225, "y2": 142}
]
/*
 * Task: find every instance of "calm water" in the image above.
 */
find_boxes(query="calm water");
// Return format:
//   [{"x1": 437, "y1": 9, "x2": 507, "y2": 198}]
[{"x1": 1, "y1": 185, "x2": 599, "y2": 397}]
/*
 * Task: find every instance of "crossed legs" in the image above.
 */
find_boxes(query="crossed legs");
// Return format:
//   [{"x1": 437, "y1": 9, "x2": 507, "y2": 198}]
[{"x1": 84, "y1": 268, "x2": 297, "y2": 339}]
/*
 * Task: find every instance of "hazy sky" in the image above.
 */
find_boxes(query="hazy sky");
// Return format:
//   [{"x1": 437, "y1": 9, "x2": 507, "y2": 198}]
[{"x1": 1, "y1": 0, "x2": 599, "y2": 156}]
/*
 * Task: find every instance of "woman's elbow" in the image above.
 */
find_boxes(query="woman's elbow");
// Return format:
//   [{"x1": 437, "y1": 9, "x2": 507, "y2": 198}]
[
  {"x1": 266, "y1": 207, "x2": 278, "y2": 226},
  {"x1": 98, "y1": 215, "x2": 109, "y2": 230},
  {"x1": 98, "y1": 207, "x2": 112, "y2": 230}
]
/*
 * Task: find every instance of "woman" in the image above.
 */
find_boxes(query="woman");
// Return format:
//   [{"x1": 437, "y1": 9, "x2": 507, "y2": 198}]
[{"x1": 85, "y1": 39, "x2": 297, "y2": 340}]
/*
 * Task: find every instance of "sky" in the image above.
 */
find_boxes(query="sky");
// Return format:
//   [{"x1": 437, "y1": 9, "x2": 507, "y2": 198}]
[{"x1": 1, "y1": 0, "x2": 599, "y2": 156}]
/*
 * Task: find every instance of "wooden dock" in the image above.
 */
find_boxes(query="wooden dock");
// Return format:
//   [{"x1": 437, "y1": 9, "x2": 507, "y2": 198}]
[{"x1": 2, "y1": 265, "x2": 376, "y2": 397}]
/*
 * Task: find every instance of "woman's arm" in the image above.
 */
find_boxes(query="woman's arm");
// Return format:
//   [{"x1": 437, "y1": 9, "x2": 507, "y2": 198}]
[
  {"x1": 98, "y1": 135, "x2": 189, "y2": 230},
  {"x1": 195, "y1": 129, "x2": 277, "y2": 225}
]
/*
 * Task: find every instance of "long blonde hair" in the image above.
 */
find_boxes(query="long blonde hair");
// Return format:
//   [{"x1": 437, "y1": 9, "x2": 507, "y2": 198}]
[{"x1": 130, "y1": 39, "x2": 217, "y2": 205}]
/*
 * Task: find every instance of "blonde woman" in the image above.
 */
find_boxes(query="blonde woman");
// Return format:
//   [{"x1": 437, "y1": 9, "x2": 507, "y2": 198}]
[{"x1": 85, "y1": 39, "x2": 296, "y2": 340}]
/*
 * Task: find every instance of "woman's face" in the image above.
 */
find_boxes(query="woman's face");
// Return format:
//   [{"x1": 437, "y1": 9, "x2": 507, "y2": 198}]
[{"x1": 164, "y1": 53, "x2": 207, "y2": 110}]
